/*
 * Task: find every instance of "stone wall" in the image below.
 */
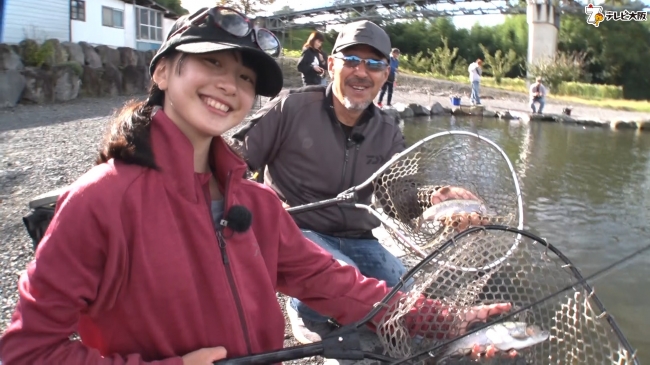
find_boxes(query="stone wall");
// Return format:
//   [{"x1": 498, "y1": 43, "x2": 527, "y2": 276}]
[
  {"x1": 0, "y1": 45, "x2": 544, "y2": 109},
  {"x1": 0, "y1": 39, "x2": 157, "y2": 108}
]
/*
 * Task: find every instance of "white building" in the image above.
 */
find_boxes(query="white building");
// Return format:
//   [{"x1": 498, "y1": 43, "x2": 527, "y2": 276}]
[{"x1": 0, "y1": 0, "x2": 180, "y2": 51}]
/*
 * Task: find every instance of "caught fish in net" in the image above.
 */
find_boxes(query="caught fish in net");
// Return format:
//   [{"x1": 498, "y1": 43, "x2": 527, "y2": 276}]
[
  {"x1": 373, "y1": 226, "x2": 639, "y2": 365},
  {"x1": 370, "y1": 131, "x2": 524, "y2": 266},
  {"x1": 214, "y1": 226, "x2": 641, "y2": 365}
]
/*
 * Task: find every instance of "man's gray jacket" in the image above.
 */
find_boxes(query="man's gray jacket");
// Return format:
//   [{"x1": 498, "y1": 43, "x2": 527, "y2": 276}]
[{"x1": 232, "y1": 84, "x2": 406, "y2": 238}]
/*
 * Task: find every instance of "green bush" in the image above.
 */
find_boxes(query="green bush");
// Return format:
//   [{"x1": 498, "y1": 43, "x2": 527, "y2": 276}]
[
  {"x1": 20, "y1": 39, "x2": 55, "y2": 68},
  {"x1": 557, "y1": 82, "x2": 623, "y2": 99}
]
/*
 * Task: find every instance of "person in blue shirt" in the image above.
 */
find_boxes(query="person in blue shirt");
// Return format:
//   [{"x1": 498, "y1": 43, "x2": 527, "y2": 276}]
[{"x1": 377, "y1": 48, "x2": 400, "y2": 107}]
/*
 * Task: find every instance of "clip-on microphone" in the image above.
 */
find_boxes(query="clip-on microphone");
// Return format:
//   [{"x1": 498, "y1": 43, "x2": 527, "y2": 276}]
[{"x1": 219, "y1": 205, "x2": 252, "y2": 237}]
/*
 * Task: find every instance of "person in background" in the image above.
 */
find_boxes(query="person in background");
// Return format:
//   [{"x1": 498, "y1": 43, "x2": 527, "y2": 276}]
[
  {"x1": 377, "y1": 48, "x2": 400, "y2": 108},
  {"x1": 529, "y1": 76, "x2": 547, "y2": 114},
  {"x1": 297, "y1": 31, "x2": 328, "y2": 86},
  {"x1": 468, "y1": 58, "x2": 483, "y2": 105}
]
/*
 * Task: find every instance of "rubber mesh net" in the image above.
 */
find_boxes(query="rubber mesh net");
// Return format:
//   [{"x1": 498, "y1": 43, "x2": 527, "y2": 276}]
[
  {"x1": 370, "y1": 132, "x2": 523, "y2": 266},
  {"x1": 371, "y1": 227, "x2": 637, "y2": 364}
]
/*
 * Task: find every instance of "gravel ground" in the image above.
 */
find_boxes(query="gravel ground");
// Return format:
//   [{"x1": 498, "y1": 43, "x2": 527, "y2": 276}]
[{"x1": 1, "y1": 79, "x2": 648, "y2": 364}]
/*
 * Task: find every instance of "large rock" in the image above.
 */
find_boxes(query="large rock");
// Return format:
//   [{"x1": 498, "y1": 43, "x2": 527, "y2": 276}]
[
  {"x1": 20, "y1": 67, "x2": 55, "y2": 104},
  {"x1": 0, "y1": 44, "x2": 23, "y2": 71},
  {"x1": 118, "y1": 47, "x2": 139, "y2": 67},
  {"x1": 121, "y1": 65, "x2": 147, "y2": 94},
  {"x1": 102, "y1": 64, "x2": 123, "y2": 97},
  {"x1": 408, "y1": 103, "x2": 430, "y2": 116},
  {"x1": 143, "y1": 50, "x2": 156, "y2": 67},
  {"x1": 392, "y1": 103, "x2": 414, "y2": 119},
  {"x1": 79, "y1": 42, "x2": 102, "y2": 68},
  {"x1": 53, "y1": 63, "x2": 81, "y2": 101},
  {"x1": 429, "y1": 102, "x2": 448, "y2": 115},
  {"x1": 95, "y1": 45, "x2": 121, "y2": 67},
  {"x1": 136, "y1": 50, "x2": 147, "y2": 67},
  {"x1": 80, "y1": 66, "x2": 104, "y2": 97},
  {"x1": 380, "y1": 107, "x2": 400, "y2": 120},
  {"x1": 61, "y1": 42, "x2": 85, "y2": 64},
  {"x1": 483, "y1": 109, "x2": 498, "y2": 118},
  {"x1": 0, "y1": 70, "x2": 26, "y2": 107},
  {"x1": 497, "y1": 110, "x2": 515, "y2": 120}
]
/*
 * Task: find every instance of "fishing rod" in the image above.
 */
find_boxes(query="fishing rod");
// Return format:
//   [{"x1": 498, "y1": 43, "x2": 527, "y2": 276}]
[{"x1": 390, "y1": 237, "x2": 650, "y2": 365}]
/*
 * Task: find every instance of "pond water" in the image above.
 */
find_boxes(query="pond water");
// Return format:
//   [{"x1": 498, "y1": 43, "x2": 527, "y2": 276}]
[{"x1": 401, "y1": 115, "x2": 650, "y2": 362}]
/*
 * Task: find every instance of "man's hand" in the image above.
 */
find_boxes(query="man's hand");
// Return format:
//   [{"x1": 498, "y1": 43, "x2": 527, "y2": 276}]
[
  {"x1": 430, "y1": 186, "x2": 479, "y2": 204},
  {"x1": 313, "y1": 66, "x2": 324, "y2": 74},
  {"x1": 282, "y1": 201, "x2": 290, "y2": 209},
  {"x1": 182, "y1": 347, "x2": 227, "y2": 365},
  {"x1": 430, "y1": 186, "x2": 489, "y2": 231}
]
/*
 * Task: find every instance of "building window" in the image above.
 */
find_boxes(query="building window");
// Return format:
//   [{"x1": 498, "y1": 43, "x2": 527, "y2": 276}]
[
  {"x1": 102, "y1": 6, "x2": 124, "y2": 28},
  {"x1": 136, "y1": 7, "x2": 163, "y2": 42},
  {"x1": 71, "y1": 0, "x2": 85, "y2": 21}
]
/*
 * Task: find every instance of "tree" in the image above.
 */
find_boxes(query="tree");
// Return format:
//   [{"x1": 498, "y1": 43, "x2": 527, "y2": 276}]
[
  {"x1": 429, "y1": 36, "x2": 458, "y2": 77},
  {"x1": 526, "y1": 51, "x2": 590, "y2": 93},
  {"x1": 155, "y1": 0, "x2": 189, "y2": 15},
  {"x1": 478, "y1": 43, "x2": 520, "y2": 84},
  {"x1": 215, "y1": 0, "x2": 277, "y2": 15},
  {"x1": 273, "y1": 5, "x2": 293, "y2": 15}
]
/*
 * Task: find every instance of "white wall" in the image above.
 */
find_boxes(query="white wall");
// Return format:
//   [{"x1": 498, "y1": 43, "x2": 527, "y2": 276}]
[
  {"x1": 71, "y1": 0, "x2": 126, "y2": 47},
  {"x1": 2, "y1": 0, "x2": 69, "y2": 44},
  {"x1": 163, "y1": 17, "x2": 175, "y2": 39}
]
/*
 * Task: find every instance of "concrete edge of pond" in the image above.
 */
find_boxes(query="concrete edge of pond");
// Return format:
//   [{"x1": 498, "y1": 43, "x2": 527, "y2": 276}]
[{"x1": 384, "y1": 102, "x2": 650, "y2": 132}]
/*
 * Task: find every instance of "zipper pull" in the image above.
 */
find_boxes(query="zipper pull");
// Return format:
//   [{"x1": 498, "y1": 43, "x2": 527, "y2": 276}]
[{"x1": 217, "y1": 231, "x2": 229, "y2": 265}]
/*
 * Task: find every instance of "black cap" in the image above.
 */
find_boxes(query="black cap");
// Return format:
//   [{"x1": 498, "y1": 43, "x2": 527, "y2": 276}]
[
  {"x1": 149, "y1": 8, "x2": 283, "y2": 97},
  {"x1": 332, "y1": 20, "x2": 392, "y2": 61}
]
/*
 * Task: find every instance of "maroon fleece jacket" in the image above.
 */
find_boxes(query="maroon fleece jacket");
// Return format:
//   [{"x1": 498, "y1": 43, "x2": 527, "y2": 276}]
[{"x1": 0, "y1": 109, "x2": 391, "y2": 364}]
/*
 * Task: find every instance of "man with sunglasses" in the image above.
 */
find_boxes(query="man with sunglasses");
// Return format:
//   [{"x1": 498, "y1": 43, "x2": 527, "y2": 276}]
[
  {"x1": 233, "y1": 20, "x2": 409, "y2": 351},
  {"x1": 234, "y1": 20, "x2": 497, "y2": 362}
]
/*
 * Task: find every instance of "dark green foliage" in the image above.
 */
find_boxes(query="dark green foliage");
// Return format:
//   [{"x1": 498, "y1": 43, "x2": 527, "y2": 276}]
[{"x1": 278, "y1": 11, "x2": 650, "y2": 100}]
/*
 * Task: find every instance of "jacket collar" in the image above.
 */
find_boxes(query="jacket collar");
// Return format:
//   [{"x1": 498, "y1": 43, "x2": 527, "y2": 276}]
[
  {"x1": 322, "y1": 83, "x2": 375, "y2": 127},
  {"x1": 150, "y1": 108, "x2": 249, "y2": 203}
]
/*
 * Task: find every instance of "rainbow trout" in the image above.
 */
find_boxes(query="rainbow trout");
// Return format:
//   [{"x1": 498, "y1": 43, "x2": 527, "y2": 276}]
[
  {"x1": 440, "y1": 321, "x2": 550, "y2": 358},
  {"x1": 414, "y1": 199, "x2": 488, "y2": 233}
]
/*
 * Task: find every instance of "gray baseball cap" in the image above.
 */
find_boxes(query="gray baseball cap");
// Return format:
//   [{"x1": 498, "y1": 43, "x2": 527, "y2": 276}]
[{"x1": 332, "y1": 20, "x2": 391, "y2": 61}]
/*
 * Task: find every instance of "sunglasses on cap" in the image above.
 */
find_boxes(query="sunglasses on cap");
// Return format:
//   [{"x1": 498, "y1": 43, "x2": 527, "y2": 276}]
[
  {"x1": 333, "y1": 55, "x2": 388, "y2": 72},
  {"x1": 167, "y1": 6, "x2": 280, "y2": 56}
]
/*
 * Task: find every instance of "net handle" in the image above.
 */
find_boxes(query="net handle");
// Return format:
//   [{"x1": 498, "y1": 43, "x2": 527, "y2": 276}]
[{"x1": 286, "y1": 131, "x2": 524, "y2": 228}]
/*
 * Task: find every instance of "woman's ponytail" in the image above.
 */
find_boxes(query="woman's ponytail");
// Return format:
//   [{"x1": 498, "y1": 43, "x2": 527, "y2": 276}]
[{"x1": 96, "y1": 83, "x2": 165, "y2": 169}]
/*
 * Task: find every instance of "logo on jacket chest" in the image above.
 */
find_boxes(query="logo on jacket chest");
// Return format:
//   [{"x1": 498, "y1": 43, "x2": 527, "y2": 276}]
[{"x1": 366, "y1": 155, "x2": 385, "y2": 165}]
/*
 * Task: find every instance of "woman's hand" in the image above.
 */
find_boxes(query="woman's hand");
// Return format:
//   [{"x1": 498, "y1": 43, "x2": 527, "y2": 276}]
[
  {"x1": 405, "y1": 297, "x2": 516, "y2": 359},
  {"x1": 313, "y1": 66, "x2": 324, "y2": 74},
  {"x1": 182, "y1": 347, "x2": 227, "y2": 365}
]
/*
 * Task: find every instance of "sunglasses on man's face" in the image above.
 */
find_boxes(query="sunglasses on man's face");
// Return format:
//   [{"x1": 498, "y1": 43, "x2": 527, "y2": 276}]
[
  {"x1": 333, "y1": 55, "x2": 388, "y2": 72},
  {"x1": 168, "y1": 7, "x2": 280, "y2": 56}
]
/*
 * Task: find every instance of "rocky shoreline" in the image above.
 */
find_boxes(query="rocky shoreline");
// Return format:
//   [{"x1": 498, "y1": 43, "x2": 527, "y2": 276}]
[{"x1": 380, "y1": 100, "x2": 650, "y2": 131}]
